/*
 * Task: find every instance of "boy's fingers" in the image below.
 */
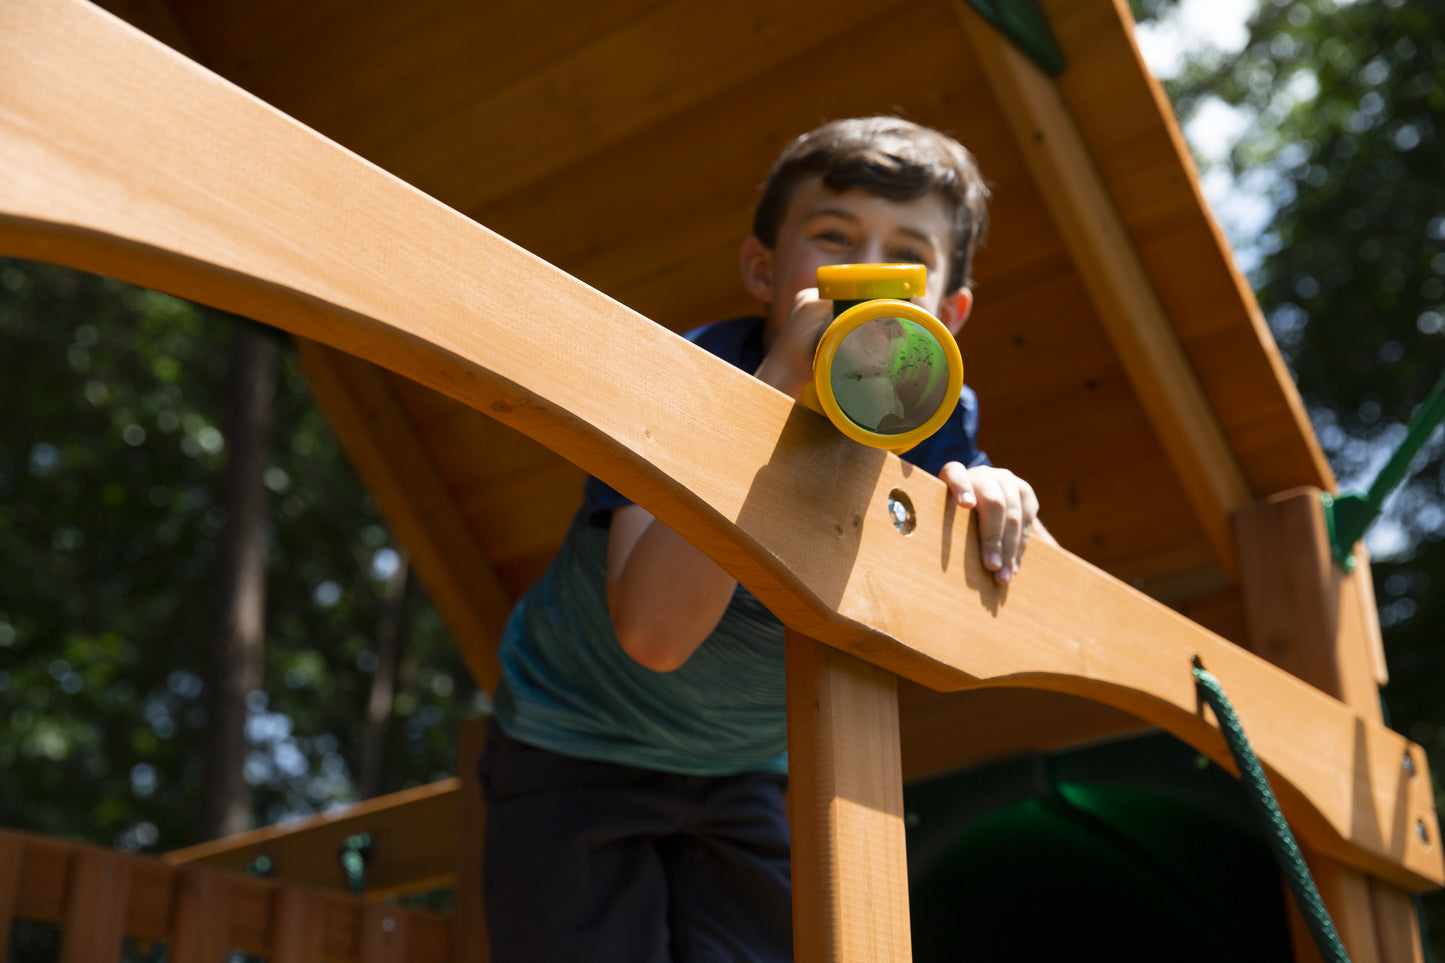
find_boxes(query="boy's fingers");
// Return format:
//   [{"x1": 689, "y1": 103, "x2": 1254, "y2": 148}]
[
  {"x1": 968, "y1": 469, "x2": 1009, "y2": 575},
  {"x1": 1013, "y1": 482, "x2": 1040, "y2": 572},
  {"x1": 940, "y1": 461, "x2": 977, "y2": 508},
  {"x1": 994, "y1": 475, "x2": 1025, "y2": 584}
]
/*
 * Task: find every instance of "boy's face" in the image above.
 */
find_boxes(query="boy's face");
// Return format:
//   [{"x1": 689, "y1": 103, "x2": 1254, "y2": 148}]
[{"x1": 740, "y1": 175, "x2": 972, "y2": 348}]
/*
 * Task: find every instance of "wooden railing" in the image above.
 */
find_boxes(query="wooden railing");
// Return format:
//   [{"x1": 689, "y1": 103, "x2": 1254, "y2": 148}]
[{"x1": 0, "y1": 828, "x2": 451, "y2": 962}]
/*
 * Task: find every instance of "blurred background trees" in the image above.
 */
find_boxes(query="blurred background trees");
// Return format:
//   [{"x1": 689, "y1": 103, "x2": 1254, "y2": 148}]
[{"x1": 0, "y1": 261, "x2": 479, "y2": 858}]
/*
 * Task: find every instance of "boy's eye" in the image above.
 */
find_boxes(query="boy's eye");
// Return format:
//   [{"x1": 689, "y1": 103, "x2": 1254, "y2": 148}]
[
  {"x1": 890, "y1": 248, "x2": 927, "y2": 264},
  {"x1": 814, "y1": 230, "x2": 852, "y2": 247}
]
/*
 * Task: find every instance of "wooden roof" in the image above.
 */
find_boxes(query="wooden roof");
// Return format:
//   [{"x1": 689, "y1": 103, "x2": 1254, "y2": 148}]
[{"x1": 89, "y1": 0, "x2": 1332, "y2": 667}]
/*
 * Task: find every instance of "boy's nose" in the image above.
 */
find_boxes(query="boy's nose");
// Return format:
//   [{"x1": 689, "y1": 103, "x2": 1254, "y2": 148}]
[{"x1": 858, "y1": 241, "x2": 887, "y2": 263}]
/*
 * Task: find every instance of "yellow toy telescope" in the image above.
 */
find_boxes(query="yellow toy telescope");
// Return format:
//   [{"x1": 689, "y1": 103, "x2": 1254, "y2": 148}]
[{"x1": 800, "y1": 263, "x2": 964, "y2": 453}]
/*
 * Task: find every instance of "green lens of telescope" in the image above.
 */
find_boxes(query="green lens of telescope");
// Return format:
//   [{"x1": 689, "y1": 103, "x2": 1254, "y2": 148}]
[{"x1": 829, "y1": 317, "x2": 952, "y2": 434}]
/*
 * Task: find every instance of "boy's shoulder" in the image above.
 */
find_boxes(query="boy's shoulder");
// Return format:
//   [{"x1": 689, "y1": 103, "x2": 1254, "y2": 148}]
[{"x1": 684, "y1": 315, "x2": 765, "y2": 372}]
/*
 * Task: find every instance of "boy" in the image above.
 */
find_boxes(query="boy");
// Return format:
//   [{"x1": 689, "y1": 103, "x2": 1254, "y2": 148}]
[{"x1": 480, "y1": 116, "x2": 1047, "y2": 962}]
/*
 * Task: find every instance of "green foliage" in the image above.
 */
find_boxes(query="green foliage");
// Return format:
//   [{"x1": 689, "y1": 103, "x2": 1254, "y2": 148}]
[
  {"x1": 0, "y1": 259, "x2": 480, "y2": 857},
  {"x1": 1160, "y1": 0, "x2": 1445, "y2": 950}
]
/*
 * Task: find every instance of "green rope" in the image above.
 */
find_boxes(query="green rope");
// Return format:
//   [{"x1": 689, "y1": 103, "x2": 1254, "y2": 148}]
[{"x1": 1193, "y1": 664, "x2": 1350, "y2": 963}]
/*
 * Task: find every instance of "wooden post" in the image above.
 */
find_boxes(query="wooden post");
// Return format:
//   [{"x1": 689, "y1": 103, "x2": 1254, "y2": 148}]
[
  {"x1": 59, "y1": 850, "x2": 131, "y2": 963},
  {"x1": 269, "y1": 886, "x2": 326, "y2": 963},
  {"x1": 170, "y1": 868, "x2": 233, "y2": 963},
  {"x1": 1234, "y1": 488, "x2": 1423, "y2": 963},
  {"x1": 786, "y1": 630, "x2": 911, "y2": 962},
  {"x1": 360, "y1": 901, "x2": 412, "y2": 963},
  {"x1": 0, "y1": 833, "x2": 21, "y2": 951},
  {"x1": 451, "y1": 716, "x2": 490, "y2": 962}
]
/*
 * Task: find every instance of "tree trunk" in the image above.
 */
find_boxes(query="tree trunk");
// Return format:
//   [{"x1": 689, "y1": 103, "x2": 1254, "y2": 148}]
[
  {"x1": 359, "y1": 548, "x2": 412, "y2": 799},
  {"x1": 198, "y1": 325, "x2": 276, "y2": 841}
]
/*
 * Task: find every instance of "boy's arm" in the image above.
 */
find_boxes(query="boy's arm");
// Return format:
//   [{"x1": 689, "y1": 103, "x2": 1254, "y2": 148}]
[
  {"x1": 606, "y1": 503, "x2": 738, "y2": 672},
  {"x1": 603, "y1": 294, "x2": 829, "y2": 674},
  {"x1": 605, "y1": 465, "x2": 1048, "y2": 673}
]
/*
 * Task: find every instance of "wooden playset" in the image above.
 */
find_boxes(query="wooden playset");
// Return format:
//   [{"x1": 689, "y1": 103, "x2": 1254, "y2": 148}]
[{"x1": 1, "y1": 0, "x2": 1439, "y2": 959}]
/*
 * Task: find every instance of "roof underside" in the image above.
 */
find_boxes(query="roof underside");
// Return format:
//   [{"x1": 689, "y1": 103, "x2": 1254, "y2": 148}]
[{"x1": 93, "y1": 0, "x2": 1333, "y2": 658}]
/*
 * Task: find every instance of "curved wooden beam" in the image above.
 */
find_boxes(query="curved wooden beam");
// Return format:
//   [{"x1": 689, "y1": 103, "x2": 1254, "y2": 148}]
[{"x1": 0, "y1": 0, "x2": 1438, "y2": 890}]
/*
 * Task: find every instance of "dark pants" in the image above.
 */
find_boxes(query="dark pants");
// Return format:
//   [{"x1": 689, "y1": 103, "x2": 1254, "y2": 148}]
[{"x1": 478, "y1": 718, "x2": 793, "y2": 962}]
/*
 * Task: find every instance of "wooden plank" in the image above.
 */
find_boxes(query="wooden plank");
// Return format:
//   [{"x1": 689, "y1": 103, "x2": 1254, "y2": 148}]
[
  {"x1": 898, "y1": 683, "x2": 1150, "y2": 783},
  {"x1": 1288, "y1": 857, "x2": 1383, "y2": 963},
  {"x1": 0, "y1": 829, "x2": 453, "y2": 962},
  {"x1": 1370, "y1": 880, "x2": 1426, "y2": 963},
  {"x1": 167, "y1": 777, "x2": 461, "y2": 898},
  {"x1": 1234, "y1": 487, "x2": 1426, "y2": 959},
  {"x1": 787, "y1": 631, "x2": 911, "y2": 962},
  {"x1": 1234, "y1": 488, "x2": 1385, "y2": 722},
  {"x1": 359, "y1": 902, "x2": 412, "y2": 963},
  {"x1": 471, "y1": 0, "x2": 987, "y2": 301},
  {"x1": 384, "y1": 0, "x2": 910, "y2": 212},
  {"x1": 0, "y1": 832, "x2": 21, "y2": 950},
  {"x1": 957, "y1": 2, "x2": 1252, "y2": 580},
  {"x1": 169, "y1": 868, "x2": 232, "y2": 963},
  {"x1": 294, "y1": 339, "x2": 508, "y2": 691},
  {"x1": 263, "y1": 0, "x2": 667, "y2": 157},
  {"x1": 269, "y1": 886, "x2": 326, "y2": 963},
  {"x1": 60, "y1": 850, "x2": 132, "y2": 963},
  {"x1": 450, "y1": 719, "x2": 489, "y2": 963},
  {"x1": 0, "y1": 0, "x2": 1437, "y2": 890}
]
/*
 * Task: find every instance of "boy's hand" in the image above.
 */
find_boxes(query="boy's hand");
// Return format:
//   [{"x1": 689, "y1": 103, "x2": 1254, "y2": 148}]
[
  {"x1": 753, "y1": 287, "x2": 833, "y2": 399},
  {"x1": 939, "y1": 462, "x2": 1050, "y2": 585}
]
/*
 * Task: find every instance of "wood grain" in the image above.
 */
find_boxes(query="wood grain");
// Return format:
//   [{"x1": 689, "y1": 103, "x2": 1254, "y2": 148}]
[{"x1": 787, "y1": 632, "x2": 911, "y2": 962}]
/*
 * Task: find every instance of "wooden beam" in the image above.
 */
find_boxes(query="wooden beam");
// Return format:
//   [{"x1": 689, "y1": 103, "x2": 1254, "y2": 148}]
[
  {"x1": 270, "y1": 886, "x2": 326, "y2": 963},
  {"x1": 0, "y1": 831, "x2": 20, "y2": 951},
  {"x1": 1234, "y1": 488, "x2": 1426, "y2": 962},
  {"x1": 787, "y1": 632, "x2": 911, "y2": 962},
  {"x1": 170, "y1": 869, "x2": 233, "y2": 963},
  {"x1": 898, "y1": 683, "x2": 1150, "y2": 783},
  {"x1": 294, "y1": 340, "x2": 509, "y2": 691},
  {"x1": 1234, "y1": 488, "x2": 1387, "y2": 721},
  {"x1": 360, "y1": 902, "x2": 414, "y2": 963},
  {"x1": 60, "y1": 850, "x2": 132, "y2": 963},
  {"x1": 957, "y1": 3, "x2": 1253, "y2": 581},
  {"x1": 450, "y1": 718, "x2": 490, "y2": 962},
  {"x1": 0, "y1": 0, "x2": 1437, "y2": 890},
  {"x1": 166, "y1": 778, "x2": 460, "y2": 899}
]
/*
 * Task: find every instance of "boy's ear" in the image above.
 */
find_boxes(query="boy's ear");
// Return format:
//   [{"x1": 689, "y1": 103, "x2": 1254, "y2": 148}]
[
  {"x1": 937, "y1": 287, "x2": 974, "y2": 336},
  {"x1": 739, "y1": 235, "x2": 774, "y2": 304}
]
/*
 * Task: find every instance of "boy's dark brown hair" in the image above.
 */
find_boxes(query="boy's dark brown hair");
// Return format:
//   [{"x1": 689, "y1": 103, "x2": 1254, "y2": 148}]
[{"x1": 752, "y1": 116, "x2": 990, "y2": 295}]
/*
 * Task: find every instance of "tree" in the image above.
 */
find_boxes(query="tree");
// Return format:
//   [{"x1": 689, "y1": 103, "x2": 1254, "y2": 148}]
[
  {"x1": 197, "y1": 324, "x2": 276, "y2": 841},
  {"x1": 0, "y1": 257, "x2": 481, "y2": 864},
  {"x1": 1138, "y1": 0, "x2": 1445, "y2": 949}
]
